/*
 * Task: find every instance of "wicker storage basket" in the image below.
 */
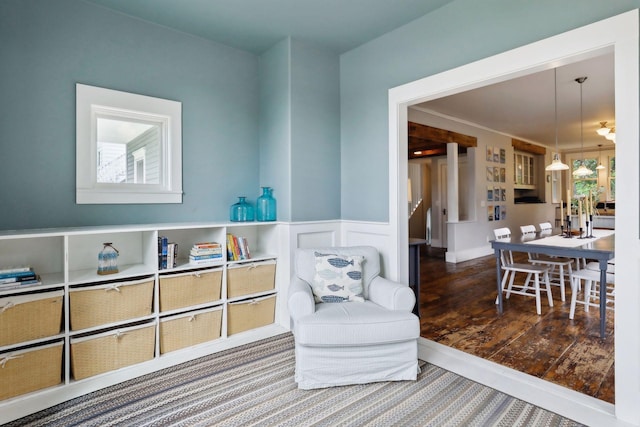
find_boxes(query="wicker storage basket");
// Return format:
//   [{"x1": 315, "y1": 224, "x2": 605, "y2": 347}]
[
  {"x1": 159, "y1": 269, "x2": 222, "y2": 312},
  {"x1": 227, "y1": 294, "x2": 276, "y2": 335},
  {"x1": 69, "y1": 277, "x2": 154, "y2": 331},
  {"x1": 160, "y1": 307, "x2": 222, "y2": 354},
  {"x1": 0, "y1": 290, "x2": 64, "y2": 347},
  {"x1": 226, "y1": 260, "x2": 276, "y2": 298},
  {"x1": 70, "y1": 322, "x2": 155, "y2": 380},
  {"x1": 0, "y1": 341, "x2": 63, "y2": 400}
]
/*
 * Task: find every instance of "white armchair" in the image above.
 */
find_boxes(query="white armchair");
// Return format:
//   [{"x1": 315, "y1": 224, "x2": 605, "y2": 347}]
[{"x1": 288, "y1": 246, "x2": 420, "y2": 390}]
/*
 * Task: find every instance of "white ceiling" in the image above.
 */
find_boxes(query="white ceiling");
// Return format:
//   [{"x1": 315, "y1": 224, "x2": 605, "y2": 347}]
[
  {"x1": 85, "y1": 1, "x2": 615, "y2": 151},
  {"x1": 415, "y1": 53, "x2": 615, "y2": 151}
]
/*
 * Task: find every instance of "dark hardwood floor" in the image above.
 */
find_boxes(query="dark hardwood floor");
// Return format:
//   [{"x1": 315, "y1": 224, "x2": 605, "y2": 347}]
[{"x1": 418, "y1": 246, "x2": 615, "y2": 404}]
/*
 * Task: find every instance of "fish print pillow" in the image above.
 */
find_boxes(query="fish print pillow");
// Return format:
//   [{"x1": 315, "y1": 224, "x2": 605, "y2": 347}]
[{"x1": 312, "y1": 252, "x2": 365, "y2": 303}]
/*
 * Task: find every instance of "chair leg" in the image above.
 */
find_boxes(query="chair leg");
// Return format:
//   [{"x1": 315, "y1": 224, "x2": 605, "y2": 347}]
[
  {"x1": 557, "y1": 265, "x2": 565, "y2": 302},
  {"x1": 584, "y1": 279, "x2": 593, "y2": 312},
  {"x1": 505, "y1": 271, "x2": 517, "y2": 299},
  {"x1": 569, "y1": 276, "x2": 579, "y2": 319},
  {"x1": 496, "y1": 270, "x2": 510, "y2": 304},
  {"x1": 544, "y1": 271, "x2": 553, "y2": 307},
  {"x1": 521, "y1": 273, "x2": 532, "y2": 293},
  {"x1": 534, "y1": 273, "x2": 541, "y2": 315}
]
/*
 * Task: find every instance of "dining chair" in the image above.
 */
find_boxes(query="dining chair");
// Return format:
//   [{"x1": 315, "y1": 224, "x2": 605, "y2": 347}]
[
  {"x1": 540, "y1": 221, "x2": 586, "y2": 271},
  {"x1": 569, "y1": 267, "x2": 615, "y2": 319},
  {"x1": 517, "y1": 223, "x2": 574, "y2": 302},
  {"x1": 493, "y1": 227, "x2": 553, "y2": 315}
]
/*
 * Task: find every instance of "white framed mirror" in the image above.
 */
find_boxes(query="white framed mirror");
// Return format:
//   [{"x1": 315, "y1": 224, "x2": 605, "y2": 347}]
[{"x1": 76, "y1": 84, "x2": 182, "y2": 204}]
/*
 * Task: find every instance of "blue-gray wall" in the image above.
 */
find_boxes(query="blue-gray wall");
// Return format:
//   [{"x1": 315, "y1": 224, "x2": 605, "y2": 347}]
[
  {"x1": 2, "y1": 0, "x2": 638, "y2": 229},
  {"x1": 0, "y1": 0, "x2": 260, "y2": 229},
  {"x1": 340, "y1": 0, "x2": 639, "y2": 221},
  {"x1": 290, "y1": 40, "x2": 340, "y2": 221},
  {"x1": 259, "y1": 39, "x2": 292, "y2": 221}
]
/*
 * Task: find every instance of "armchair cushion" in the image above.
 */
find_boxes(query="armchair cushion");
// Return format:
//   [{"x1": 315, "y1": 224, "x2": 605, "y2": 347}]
[
  {"x1": 312, "y1": 252, "x2": 365, "y2": 303},
  {"x1": 294, "y1": 301, "x2": 419, "y2": 346}
]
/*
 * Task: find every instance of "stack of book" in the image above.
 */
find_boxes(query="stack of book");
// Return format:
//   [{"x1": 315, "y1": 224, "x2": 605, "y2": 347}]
[
  {"x1": 226, "y1": 233, "x2": 251, "y2": 261},
  {"x1": 158, "y1": 236, "x2": 178, "y2": 270},
  {"x1": 189, "y1": 242, "x2": 223, "y2": 265},
  {"x1": 0, "y1": 267, "x2": 41, "y2": 290}
]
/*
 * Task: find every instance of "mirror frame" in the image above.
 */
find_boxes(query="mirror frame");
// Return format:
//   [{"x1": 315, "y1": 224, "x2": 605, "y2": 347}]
[{"x1": 76, "y1": 83, "x2": 182, "y2": 204}]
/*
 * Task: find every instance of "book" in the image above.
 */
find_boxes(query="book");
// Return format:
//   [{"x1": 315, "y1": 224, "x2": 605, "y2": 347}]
[
  {"x1": 188, "y1": 257, "x2": 220, "y2": 265},
  {"x1": 0, "y1": 266, "x2": 31, "y2": 275},
  {"x1": 193, "y1": 242, "x2": 221, "y2": 249},
  {"x1": 0, "y1": 276, "x2": 41, "y2": 289},
  {"x1": 225, "y1": 234, "x2": 251, "y2": 261},
  {"x1": 0, "y1": 269, "x2": 36, "y2": 280},
  {"x1": 189, "y1": 253, "x2": 222, "y2": 260},
  {"x1": 190, "y1": 247, "x2": 223, "y2": 256},
  {"x1": 167, "y1": 242, "x2": 178, "y2": 269},
  {"x1": 158, "y1": 236, "x2": 169, "y2": 269},
  {"x1": 0, "y1": 273, "x2": 38, "y2": 284},
  {"x1": 237, "y1": 236, "x2": 251, "y2": 260}
]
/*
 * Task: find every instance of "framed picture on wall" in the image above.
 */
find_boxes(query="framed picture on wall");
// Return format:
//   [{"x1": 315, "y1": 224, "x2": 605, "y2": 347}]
[
  {"x1": 493, "y1": 146, "x2": 500, "y2": 162},
  {"x1": 500, "y1": 148, "x2": 506, "y2": 163},
  {"x1": 487, "y1": 167, "x2": 493, "y2": 182},
  {"x1": 500, "y1": 167, "x2": 506, "y2": 183},
  {"x1": 501, "y1": 205, "x2": 507, "y2": 220},
  {"x1": 494, "y1": 205, "x2": 501, "y2": 221},
  {"x1": 487, "y1": 186, "x2": 494, "y2": 201},
  {"x1": 493, "y1": 167, "x2": 499, "y2": 182},
  {"x1": 488, "y1": 205, "x2": 494, "y2": 221},
  {"x1": 486, "y1": 146, "x2": 493, "y2": 162}
]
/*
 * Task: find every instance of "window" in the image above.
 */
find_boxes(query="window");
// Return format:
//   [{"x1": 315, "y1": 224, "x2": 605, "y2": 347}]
[
  {"x1": 571, "y1": 157, "x2": 598, "y2": 197},
  {"x1": 608, "y1": 156, "x2": 616, "y2": 200},
  {"x1": 76, "y1": 84, "x2": 182, "y2": 204}
]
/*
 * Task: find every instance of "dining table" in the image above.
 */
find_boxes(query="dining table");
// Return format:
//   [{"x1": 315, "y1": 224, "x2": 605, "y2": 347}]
[{"x1": 491, "y1": 228, "x2": 615, "y2": 338}]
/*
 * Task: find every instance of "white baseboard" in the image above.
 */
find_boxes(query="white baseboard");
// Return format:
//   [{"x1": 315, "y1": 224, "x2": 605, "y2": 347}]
[{"x1": 445, "y1": 245, "x2": 493, "y2": 263}]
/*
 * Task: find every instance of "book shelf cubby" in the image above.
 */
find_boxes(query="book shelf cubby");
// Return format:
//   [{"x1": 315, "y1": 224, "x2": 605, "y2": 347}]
[{"x1": 0, "y1": 222, "x2": 285, "y2": 423}]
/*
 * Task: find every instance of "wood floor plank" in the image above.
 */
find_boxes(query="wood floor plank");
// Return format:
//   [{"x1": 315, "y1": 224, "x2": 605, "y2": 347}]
[{"x1": 418, "y1": 246, "x2": 614, "y2": 404}]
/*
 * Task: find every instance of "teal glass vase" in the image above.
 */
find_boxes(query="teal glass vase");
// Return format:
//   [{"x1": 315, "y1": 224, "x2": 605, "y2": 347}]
[
  {"x1": 230, "y1": 196, "x2": 254, "y2": 222},
  {"x1": 256, "y1": 187, "x2": 277, "y2": 221}
]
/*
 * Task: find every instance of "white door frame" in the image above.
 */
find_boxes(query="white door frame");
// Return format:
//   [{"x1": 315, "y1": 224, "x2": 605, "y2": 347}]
[{"x1": 388, "y1": 10, "x2": 639, "y2": 425}]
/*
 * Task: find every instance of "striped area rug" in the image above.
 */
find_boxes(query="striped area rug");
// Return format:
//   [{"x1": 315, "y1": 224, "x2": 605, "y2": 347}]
[{"x1": 8, "y1": 333, "x2": 583, "y2": 427}]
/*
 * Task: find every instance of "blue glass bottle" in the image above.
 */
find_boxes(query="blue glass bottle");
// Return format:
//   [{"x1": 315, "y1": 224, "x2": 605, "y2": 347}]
[
  {"x1": 230, "y1": 196, "x2": 254, "y2": 222},
  {"x1": 256, "y1": 187, "x2": 277, "y2": 221}
]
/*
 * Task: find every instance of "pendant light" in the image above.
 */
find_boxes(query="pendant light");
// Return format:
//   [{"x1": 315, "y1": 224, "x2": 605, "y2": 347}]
[
  {"x1": 572, "y1": 76, "x2": 592, "y2": 177},
  {"x1": 605, "y1": 126, "x2": 616, "y2": 142},
  {"x1": 545, "y1": 68, "x2": 570, "y2": 171},
  {"x1": 596, "y1": 144, "x2": 606, "y2": 170},
  {"x1": 596, "y1": 121, "x2": 610, "y2": 136}
]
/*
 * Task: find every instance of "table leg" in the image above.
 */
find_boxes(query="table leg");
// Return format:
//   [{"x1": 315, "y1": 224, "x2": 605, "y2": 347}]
[
  {"x1": 495, "y1": 248, "x2": 503, "y2": 314},
  {"x1": 599, "y1": 259, "x2": 607, "y2": 339}
]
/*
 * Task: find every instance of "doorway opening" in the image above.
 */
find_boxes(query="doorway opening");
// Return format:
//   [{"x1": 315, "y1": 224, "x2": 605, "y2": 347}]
[{"x1": 389, "y1": 11, "x2": 638, "y2": 424}]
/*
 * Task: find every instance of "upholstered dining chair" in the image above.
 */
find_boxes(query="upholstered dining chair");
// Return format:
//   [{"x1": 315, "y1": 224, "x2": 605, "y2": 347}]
[
  {"x1": 288, "y1": 246, "x2": 420, "y2": 389},
  {"x1": 494, "y1": 228, "x2": 553, "y2": 315}
]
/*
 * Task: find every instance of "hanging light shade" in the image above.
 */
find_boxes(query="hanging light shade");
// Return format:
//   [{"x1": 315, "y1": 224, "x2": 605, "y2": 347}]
[
  {"x1": 596, "y1": 144, "x2": 606, "y2": 170},
  {"x1": 545, "y1": 68, "x2": 569, "y2": 171},
  {"x1": 572, "y1": 77, "x2": 593, "y2": 178},
  {"x1": 596, "y1": 121, "x2": 610, "y2": 136},
  {"x1": 605, "y1": 126, "x2": 616, "y2": 142}
]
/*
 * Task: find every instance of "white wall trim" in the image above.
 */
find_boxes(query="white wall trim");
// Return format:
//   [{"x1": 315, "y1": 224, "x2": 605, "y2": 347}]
[{"x1": 390, "y1": 10, "x2": 639, "y2": 425}]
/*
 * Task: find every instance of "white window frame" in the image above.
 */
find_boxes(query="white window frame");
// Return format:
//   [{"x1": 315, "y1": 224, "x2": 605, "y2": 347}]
[{"x1": 76, "y1": 83, "x2": 182, "y2": 204}]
